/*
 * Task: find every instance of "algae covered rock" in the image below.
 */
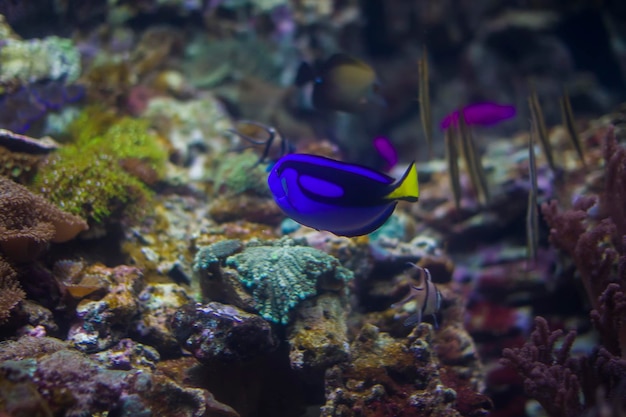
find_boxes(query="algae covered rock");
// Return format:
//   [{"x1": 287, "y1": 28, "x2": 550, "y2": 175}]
[
  {"x1": 0, "y1": 35, "x2": 80, "y2": 92},
  {"x1": 288, "y1": 293, "x2": 350, "y2": 374},
  {"x1": 320, "y1": 323, "x2": 489, "y2": 417},
  {"x1": 35, "y1": 110, "x2": 168, "y2": 224}
]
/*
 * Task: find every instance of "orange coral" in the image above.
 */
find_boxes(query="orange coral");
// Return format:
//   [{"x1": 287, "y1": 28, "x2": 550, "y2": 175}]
[
  {"x1": 0, "y1": 177, "x2": 88, "y2": 261},
  {"x1": 0, "y1": 255, "x2": 24, "y2": 324}
]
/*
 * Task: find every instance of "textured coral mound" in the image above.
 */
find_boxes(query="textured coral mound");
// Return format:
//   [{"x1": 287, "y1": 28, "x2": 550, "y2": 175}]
[{"x1": 0, "y1": 176, "x2": 88, "y2": 261}]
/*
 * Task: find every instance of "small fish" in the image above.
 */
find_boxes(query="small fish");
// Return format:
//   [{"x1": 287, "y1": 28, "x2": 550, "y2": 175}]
[
  {"x1": 457, "y1": 110, "x2": 490, "y2": 206},
  {"x1": 373, "y1": 136, "x2": 398, "y2": 171},
  {"x1": 559, "y1": 89, "x2": 585, "y2": 167},
  {"x1": 444, "y1": 127, "x2": 461, "y2": 210},
  {"x1": 267, "y1": 154, "x2": 419, "y2": 237},
  {"x1": 227, "y1": 120, "x2": 293, "y2": 168},
  {"x1": 418, "y1": 46, "x2": 433, "y2": 157},
  {"x1": 526, "y1": 119, "x2": 539, "y2": 267},
  {"x1": 440, "y1": 102, "x2": 516, "y2": 130},
  {"x1": 528, "y1": 88, "x2": 557, "y2": 173},
  {"x1": 296, "y1": 53, "x2": 386, "y2": 113},
  {"x1": 392, "y1": 264, "x2": 442, "y2": 327}
]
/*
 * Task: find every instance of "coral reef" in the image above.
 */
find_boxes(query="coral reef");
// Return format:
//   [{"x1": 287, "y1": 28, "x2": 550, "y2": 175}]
[
  {"x1": 0, "y1": 335, "x2": 237, "y2": 417},
  {"x1": 225, "y1": 237, "x2": 353, "y2": 324},
  {"x1": 2, "y1": 2, "x2": 624, "y2": 415},
  {"x1": 502, "y1": 126, "x2": 626, "y2": 415},
  {"x1": 321, "y1": 323, "x2": 491, "y2": 417},
  {"x1": 0, "y1": 176, "x2": 88, "y2": 261}
]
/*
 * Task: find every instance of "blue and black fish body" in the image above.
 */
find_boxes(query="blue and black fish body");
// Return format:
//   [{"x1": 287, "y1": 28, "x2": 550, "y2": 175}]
[
  {"x1": 267, "y1": 153, "x2": 418, "y2": 237},
  {"x1": 295, "y1": 53, "x2": 385, "y2": 114}
]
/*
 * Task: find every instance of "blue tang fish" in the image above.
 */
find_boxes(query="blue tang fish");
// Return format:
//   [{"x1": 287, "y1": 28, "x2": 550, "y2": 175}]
[{"x1": 267, "y1": 154, "x2": 419, "y2": 236}]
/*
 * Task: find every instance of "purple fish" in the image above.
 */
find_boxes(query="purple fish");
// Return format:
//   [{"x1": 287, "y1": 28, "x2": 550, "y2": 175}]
[
  {"x1": 373, "y1": 136, "x2": 398, "y2": 171},
  {"x1": 440, "y1": 102, "x2": 516, "y2": 130}
]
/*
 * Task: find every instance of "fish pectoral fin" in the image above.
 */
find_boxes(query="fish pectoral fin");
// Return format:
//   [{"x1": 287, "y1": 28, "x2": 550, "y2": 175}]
[
  {"x1": 386, "y1": 162, "x2": 419, "y2": 202},
  {"x1": 403, "y1": 309, "x2": 423, "y2": 327}
]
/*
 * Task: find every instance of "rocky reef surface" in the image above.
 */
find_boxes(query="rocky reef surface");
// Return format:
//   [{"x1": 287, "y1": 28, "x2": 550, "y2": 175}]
[{"x1": 1, "y1": 1, "x2": 625, "y2": 417}]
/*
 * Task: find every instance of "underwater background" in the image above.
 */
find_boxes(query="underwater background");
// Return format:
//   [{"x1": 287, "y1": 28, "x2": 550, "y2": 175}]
[{"x1": 0, "y1": 1, "x2": 625, "y2": 416}]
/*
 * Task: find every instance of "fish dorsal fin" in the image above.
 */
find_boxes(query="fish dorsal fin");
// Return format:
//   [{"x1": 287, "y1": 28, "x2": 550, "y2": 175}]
[
  {"x1": 295, "y1": 62, "x2": 316, "y2": 86},
  {"x1": 385, "y1": 162, "x2": 419, "y2": 202},
  {"x1": 321, "y1": 53, "x2": 373, "y2": 79},
  {"x1": 324, "y1": 53, "x2": 367, "y2": 68}
]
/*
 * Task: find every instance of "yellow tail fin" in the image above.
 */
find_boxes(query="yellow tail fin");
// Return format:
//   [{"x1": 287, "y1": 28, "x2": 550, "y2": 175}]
[{"x1": 386, "y1": 162, "x2": 419, "y2": 202}]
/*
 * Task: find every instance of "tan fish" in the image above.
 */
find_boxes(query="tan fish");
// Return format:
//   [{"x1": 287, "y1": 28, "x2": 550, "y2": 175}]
[
  {"x1": 528, "y1": 87, "x2": 556, "y2": 172},
  {"x1": 418, "y1": 46, "x2": 433, "y2": 158},
  {"x1": 444, "y1": 126, "x2": 461, "y2": 210},
  {"x1": 526, "y1": 120, "x2": 539, "y2": 267},
  {"x1": 458, "y1": 110, "x2": 490, "y2": 206},
  {"x1": 392, "y1": 264, "x2": 442, "y2": 327},
  {"x1": 296, "y1": 53, "x2": 386, "y2": 113},
  {"x1": 559, "y1": 89, "x2": 586, "y2": 167}
]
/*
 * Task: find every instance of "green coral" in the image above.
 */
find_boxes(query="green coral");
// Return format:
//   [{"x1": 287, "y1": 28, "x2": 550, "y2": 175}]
[
  {"x1": 212, "y1": 151, "x2": 271, "y2": 197},
  {"x1": 225, "y1": 238, "x2": 353, "y2": 324},
  {"x1": 34, "y1": 109, "x2": 168, "y2": 223},
  {"x1": 194, "y1": 239, "x2": 243, "y2": 272}
]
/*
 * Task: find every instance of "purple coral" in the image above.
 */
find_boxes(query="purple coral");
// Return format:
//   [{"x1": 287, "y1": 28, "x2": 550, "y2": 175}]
[
  {"x1": 541, "y1": 127, "x2": 626, "y2": 358},
  {"x1": 502, "y1": 317, "x2": 582, "y2": 417},
  {"x1": 505, "y1": 126, "x2": 626, "y2": 415}
]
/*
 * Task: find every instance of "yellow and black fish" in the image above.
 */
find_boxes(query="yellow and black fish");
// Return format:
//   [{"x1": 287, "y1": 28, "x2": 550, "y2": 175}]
[{"x1": 296, "y1": 53, "x2": 386, "y2": 113}]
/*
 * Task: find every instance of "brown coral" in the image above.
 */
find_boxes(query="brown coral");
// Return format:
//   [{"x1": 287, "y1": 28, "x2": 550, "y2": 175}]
[
  {"x1": 0, "y1": 146, "x2": 44, "y2": 184},
  {"x1": 0, "y1": 177, "x2": 88, "y2": 261},
  {"x1": 0, "y1": 255, "x2": 24, "y2": 324}
]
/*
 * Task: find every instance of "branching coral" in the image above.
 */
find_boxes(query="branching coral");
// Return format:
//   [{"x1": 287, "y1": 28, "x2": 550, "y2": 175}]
[
  {"x1": 0, "y1": 256, "x2": 24, "y2": 324},
  {"x1": 541, "y1": 127, "x2": 626, "y2": 357},
  {"x1": 504, "y1": 126, "x2": 626, "y2": 415},
  {"x1": 0, "y1": 176, "x2": 88, "y2": 261},
  {"x1": 502, "y1": 317, "x2": 582, "y2": 417}
]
